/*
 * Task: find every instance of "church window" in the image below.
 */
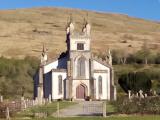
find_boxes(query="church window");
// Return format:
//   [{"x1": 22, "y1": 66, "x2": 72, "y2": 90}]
[
  {"x1": 98, "y1": 76, "x2": 102, "y2": 95},
  {"x1": 58, "y1": 75, "x2": 62, "y2": 94},
  {"x1": 77, "y1": 43, "x2": 84, "y2": 50},
  {"x1": 77, "y1": 57, "x2": 86, "y2": 77}
]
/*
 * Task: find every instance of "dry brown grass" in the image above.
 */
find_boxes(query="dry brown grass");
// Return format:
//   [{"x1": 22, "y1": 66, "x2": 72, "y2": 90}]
[{"x1": 0, "y1": 7, "x2": 160, "y2": 59}]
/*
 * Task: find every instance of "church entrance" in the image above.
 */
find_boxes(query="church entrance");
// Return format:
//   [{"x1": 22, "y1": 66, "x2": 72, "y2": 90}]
[{"x1": 76, "y1": 84, "x2": 86, "y2": 99}]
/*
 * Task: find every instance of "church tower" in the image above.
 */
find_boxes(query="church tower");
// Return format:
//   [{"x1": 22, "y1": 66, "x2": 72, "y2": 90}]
[{"x1": 66, "y1": 18, "x2": 92, "y2": 99}]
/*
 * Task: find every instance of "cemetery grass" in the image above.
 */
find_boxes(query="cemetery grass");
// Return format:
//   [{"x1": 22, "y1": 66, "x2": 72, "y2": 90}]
[
  {"x1": 11, "y1": 101, "x2": 160, "y2": 120},
  {"x1": 13, "y1": 101, "x2": 76, "y2": 119},
  {"x1": 44, "y1": 115, "x2": 160, "y2": 120},
  {"x1": 13, "y1": 115, "x2": 160, "y2": 120}
]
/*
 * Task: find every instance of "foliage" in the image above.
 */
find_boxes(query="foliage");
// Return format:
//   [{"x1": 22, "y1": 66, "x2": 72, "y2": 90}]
[
  {"x1": 155, "y1": 53, "x2": 160, "y2": 64},
  {"x1": 0, "y1": 56, "x2": 39, "y2": 99},
  {"x1": 118, "y1": 72, "x2": 151, "y2": 93},
  {"x1": 112, "y1": 96, "x2": 160, "y2": 114}
]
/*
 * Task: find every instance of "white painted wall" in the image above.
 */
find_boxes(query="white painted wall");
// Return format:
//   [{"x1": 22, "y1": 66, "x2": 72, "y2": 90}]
[
  {"x1": 93, "y1": 72, "x2": 110, "y2": 100},
  {"x1": 51, "y1": 71, "x2": 66, "y2": 100},
  {"x1": 72, "y1": 80, "x2": 90, "y2": 99},
  {"x1": 70, "y1": 38, "x2": 90, "y2": 51},
  {"x1": 93, "y1": 60, "x2": 111, "y2": 100}
]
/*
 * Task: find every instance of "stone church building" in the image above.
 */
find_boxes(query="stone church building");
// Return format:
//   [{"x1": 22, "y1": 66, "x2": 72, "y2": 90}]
[{"x1": 34, "y1": 19, "x2": 116, "y2": 102}]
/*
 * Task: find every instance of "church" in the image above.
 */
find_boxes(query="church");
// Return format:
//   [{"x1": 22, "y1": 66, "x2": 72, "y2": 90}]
[{"x1": 34, "y1": 19, "x2": 116, "y2": 102}]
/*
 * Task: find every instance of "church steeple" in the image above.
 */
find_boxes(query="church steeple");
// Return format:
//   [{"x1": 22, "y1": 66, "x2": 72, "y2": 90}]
[
  {"x1": 66, "y1": 14, "x2": 75, "y2": 35},
  {"x1": 41, "y1": 44, "x2": 48, "y2": 65},
  {"x1": 82, "y1": 14, "x2": 91, "y2": 36}
]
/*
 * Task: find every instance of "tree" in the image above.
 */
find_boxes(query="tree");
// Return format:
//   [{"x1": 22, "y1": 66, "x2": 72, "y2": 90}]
[
  {"x1": 141, "y1": 39, "x2": 150, "y2": 65},
  {"x1": 118, "y1": 72, "x2": 152, "y2": 93},
  {"x1": 112, "y1": 49, "x2": 129, "y2": 64},
  {"x1": 155, "y1": 53, "x2": 160, "y2": 64}
]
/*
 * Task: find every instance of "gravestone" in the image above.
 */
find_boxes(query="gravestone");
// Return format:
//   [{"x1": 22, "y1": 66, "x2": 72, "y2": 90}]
[
  {"x1": 0, "y1": 95, "x2": 3, "y2": 102},
  {"x1": 128, "y1": 90, "x2": 131, "y2": 99},
  {"x1": 139, "y1": 90, "x2": 144, "y2": 99}
]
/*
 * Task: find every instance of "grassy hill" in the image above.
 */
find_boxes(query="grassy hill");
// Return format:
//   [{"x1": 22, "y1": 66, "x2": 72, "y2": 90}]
[{"x1": 0, "y1": 7, "x2": 160, "y2": 59}]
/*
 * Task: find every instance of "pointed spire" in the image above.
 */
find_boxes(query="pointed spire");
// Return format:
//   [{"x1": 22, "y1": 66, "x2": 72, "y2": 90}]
[
  {"x1": 66, "y1": 13, "x2": 74, "y2": 34},
  {"x1": 83, "y1": 12, "x2": 89, "y2": 26},
  {"x1": 66, "y1": 13, "x2": 73, "y2": 28},
  {"x1": 42, "y1": 43, "x2": 45, "y2": 54},
  {"x1": 42, "y1": 43, "x2": 47, "y2": 56},
  {"x1": 108, "y1": 48, "x2": 112, "y2": 66},
  {"x1": 82, "y1": 12, "x2": 91, "y2": 35},
  {"x1": 41, "y1": 43, "x2": 48, "y2": 65},
  {"x1": 69, "y1": 13, "x2": 73, "y2": 23},
  {"x1": 86, "y1": 12, "x2": 89, "y2": 24}
]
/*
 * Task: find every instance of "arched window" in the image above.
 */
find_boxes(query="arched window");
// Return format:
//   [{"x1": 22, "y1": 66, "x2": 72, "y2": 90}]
[
  {"x1": 58, "y1": 75, "x2": 62, "y2": 94},
  {"x1": 77, "y1": 57, "x2": 86, "y2": 77},
  {"x1": 98, "y1": 76, "x2": 102, "y2": 95}
]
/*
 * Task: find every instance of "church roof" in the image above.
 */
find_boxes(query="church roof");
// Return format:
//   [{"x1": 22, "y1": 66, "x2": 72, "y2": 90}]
[
  {"x1": 45, "y1": 57, "x2": 58, "y2": 66},
  {"x1": 91, "y1": 55, "x2": 112, "y2": 69}
]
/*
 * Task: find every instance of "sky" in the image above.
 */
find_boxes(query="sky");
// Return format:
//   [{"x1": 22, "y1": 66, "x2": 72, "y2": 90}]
[{"x1": 0, "y1": 0, "x2": 160, "y2": 21}]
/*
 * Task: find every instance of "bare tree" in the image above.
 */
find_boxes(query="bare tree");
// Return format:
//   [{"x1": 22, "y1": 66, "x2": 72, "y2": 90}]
[{"x1": 141, "y1": 39, "x2": 150, "y2": 65}]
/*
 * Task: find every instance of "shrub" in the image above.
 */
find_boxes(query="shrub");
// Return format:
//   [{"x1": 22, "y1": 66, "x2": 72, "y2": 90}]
[
  {"x1": 112, "y1": 96, "x2": 160, "y2": 114},
  {"x1": 118, "y1": 72, "x2": 151, "y2": 93},
  {"x1": 155, "y1": 53, "x2": 160, "y2": 64}
]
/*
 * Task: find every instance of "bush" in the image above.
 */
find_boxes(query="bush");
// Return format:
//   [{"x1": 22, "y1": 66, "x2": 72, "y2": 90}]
[
  {"x1": 112, "y1": 96, "x2": 160, "y2": 114},
  {"x1": 118, "y1": 72, "x2": 151, "y2": 93},
  {"x1": 155, "y1": 53, "x2": 160, "y2": 64}
]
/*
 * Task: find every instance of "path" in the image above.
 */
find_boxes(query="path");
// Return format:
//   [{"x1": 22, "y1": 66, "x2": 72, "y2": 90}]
[{"x1": 52, "y1": 101, "x2": 103, "y2": 117}]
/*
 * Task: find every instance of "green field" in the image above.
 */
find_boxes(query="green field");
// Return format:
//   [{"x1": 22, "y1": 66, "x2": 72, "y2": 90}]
[
  {"x1": 12, "y1": 115, "x2": 160, "y2": 120},
  {"x1": 10, "y1": 101, "x2": 160, "y2": 120},
  {"x1": 12, "y1": 101, "x2": 76, "y2": 120}
]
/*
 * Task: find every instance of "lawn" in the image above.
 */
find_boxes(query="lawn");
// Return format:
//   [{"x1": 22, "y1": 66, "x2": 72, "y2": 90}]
[
  {"x1": 23, "y1": 115, "x2": 160, "y2": 120},
  {"x1": 8, "y1": 101, "x2": 160, "y2": 120},
  {"x1": 12, "y1": 101, "x2": 76, "y2": 120}
]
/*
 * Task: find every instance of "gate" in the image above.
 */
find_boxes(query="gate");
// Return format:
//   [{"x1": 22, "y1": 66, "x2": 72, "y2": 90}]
[{"x1": 82, "y1": 101, "x2": 106, "y2": 117}]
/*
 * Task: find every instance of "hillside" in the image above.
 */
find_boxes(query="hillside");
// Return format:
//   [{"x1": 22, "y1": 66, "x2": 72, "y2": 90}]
[{"x1": 0, "y1": 7, "x2": 160, "y2": 59}]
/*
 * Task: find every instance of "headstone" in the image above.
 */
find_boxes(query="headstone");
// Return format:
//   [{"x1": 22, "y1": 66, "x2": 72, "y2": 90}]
[
  {"x1": 144, "y1": 94, "x2": 147, "y2": 98},
  {"x1": 153, "y1": 90, "x2": 157, "y2": 96},
  {"x1": 136, "y1": 93, "x2": 139, "y2": 98},
  {"x1": 128, "y1": 90, "x2": 131, "y2": 99},
  {"x1": 21, "y1": 96, "x2": 24, "y2": 101},
  {"x1": 0, "y1": 95, "x2": 3, "y2": 102},
  {"x1": 49, "y1": 94, "x2": 52, "y2": 103},
  {"x1": 131, "y1": 93, "x2": 135, "y2": 99},
  {"x1": 139, "y1": 90, "x2": 144, "y2": 99}
]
